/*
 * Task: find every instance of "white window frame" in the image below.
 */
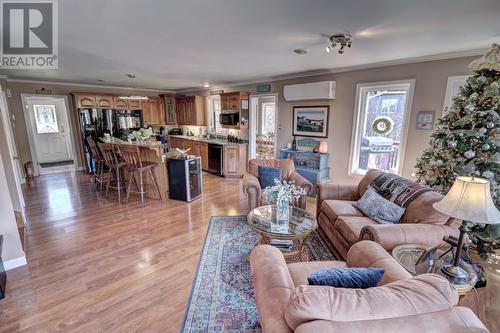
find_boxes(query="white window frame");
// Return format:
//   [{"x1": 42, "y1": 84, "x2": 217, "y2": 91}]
[
  {"x1": 443, "y1": 75, "x2": 468, "y2": 115},
  {"x1": 348, "y1": 79, "x2": 415, "y2": 178}
]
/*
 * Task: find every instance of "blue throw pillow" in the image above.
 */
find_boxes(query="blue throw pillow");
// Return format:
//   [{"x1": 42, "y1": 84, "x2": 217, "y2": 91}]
[
  {"x1": 258, "y1": 166, "x2": 283, "y2": 189},
  {"x1": 308, "y1": 267, "x2": 385, "y2": 289}
]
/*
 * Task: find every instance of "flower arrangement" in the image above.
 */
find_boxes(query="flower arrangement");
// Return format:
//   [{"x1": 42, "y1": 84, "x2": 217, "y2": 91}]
[
  {"x1": 132, "y1": 127, "x2": 153, "y2": 140},
  {"x1": 263, "y1": 179, "x2": 306, "y2": 205}
]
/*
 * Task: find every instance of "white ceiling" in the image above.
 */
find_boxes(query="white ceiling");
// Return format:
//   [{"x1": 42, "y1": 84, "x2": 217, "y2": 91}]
[{"x1": 1, "y1": 0, "x2": 499, "y2": 91}]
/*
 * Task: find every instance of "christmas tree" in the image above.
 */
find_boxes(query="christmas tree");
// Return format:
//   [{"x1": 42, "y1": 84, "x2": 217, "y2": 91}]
[{"x1": 415, "y1": 43, "x2": 500, "y2": 258}]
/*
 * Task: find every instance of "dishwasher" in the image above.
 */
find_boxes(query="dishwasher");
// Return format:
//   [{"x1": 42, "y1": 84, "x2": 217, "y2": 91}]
[{"x1": 207, "y1": 143, "x2": 224, "y2": 176}]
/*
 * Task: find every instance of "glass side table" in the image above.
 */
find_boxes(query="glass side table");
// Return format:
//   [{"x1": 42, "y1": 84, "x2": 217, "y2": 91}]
[
  {"x1": 247, "y1": 205, "x2": 317, "y2": 263},
  {"x1": 392, "y1": 244, "x2": 477, "y2": 295}
]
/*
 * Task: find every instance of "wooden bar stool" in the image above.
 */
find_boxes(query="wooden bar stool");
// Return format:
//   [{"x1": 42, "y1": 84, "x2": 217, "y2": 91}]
[
  {"x1": 118, "y1": 145, "x2": 161, "y2": 207},
  {"x1": 98, "y1": 142, "x2": 127, "y2": 204},
  {"x1": 87, "y1": 137, "x2": 105, "y2": 193}
]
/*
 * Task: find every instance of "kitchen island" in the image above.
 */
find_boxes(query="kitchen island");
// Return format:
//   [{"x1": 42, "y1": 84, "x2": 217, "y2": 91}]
[
  {"x1": 169, "y1": 135, "x2": 247, "y2": 178},
  {"x1": 99, "y1": 137, "x2": 168, "y2": 200}
]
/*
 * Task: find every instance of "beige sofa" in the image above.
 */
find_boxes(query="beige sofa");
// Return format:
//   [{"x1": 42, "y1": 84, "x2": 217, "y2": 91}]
[
  {"x1": 316, "y1": 169, "x2": 461, "y2": 258},
  {"x1": 243, "y1": 159, "x2": 313, "y2": 210},
  {"x1": 250, "y1": 241, "x2": 488, "y2": 333}
]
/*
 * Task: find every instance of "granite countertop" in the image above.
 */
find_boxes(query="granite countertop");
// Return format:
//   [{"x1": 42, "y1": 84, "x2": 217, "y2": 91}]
[
  {"x1": 169, "y1": 135, "x2": 247, "y2": 146},
  {"x1": 99, "y1": 136, "x2": 162, "y2": 148}
]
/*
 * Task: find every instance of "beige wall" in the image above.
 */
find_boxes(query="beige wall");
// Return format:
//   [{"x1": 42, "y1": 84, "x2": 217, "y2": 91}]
[
  {"x1": 192, "y1": 56, "x2": 475, "y2": 183},
  {"x1": 4, "y1": 82, "x2": 165, "y2": 171}
]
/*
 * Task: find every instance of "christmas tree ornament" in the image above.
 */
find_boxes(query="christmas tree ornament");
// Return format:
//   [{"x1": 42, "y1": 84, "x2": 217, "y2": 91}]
[
  {"x1": 464, "y1": 150, "x2": 476, "y2": 159},
  {"x1": 483, "y1": 171, "x2": 494, "y2": 179},
  {"x1": 482, "y1": 143, "x2": 491, "y2": 151},
  {"x1": 470, "y1": 92, "x2": 479, "y2": 100},
  {"x1": 479, "y1": 127, "x2": 487, "y2": 134},
  {"x1": 447, "y1": 140, "x2": 457, "y2": 149},
  {"x1": 477, "y1": 75, "x2": 487, "y2": 84},
  {"x1": 486, "y1": 122, "x2": 495, "y2": 129}
]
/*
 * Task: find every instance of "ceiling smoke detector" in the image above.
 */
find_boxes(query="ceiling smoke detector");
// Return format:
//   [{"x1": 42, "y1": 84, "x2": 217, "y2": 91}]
[
  {"x1": 325, "y1": 33, "x2": 352, "y2": 54},
  {"x1": 126, "y1": 73, "x2": 136, "y2": 78}
]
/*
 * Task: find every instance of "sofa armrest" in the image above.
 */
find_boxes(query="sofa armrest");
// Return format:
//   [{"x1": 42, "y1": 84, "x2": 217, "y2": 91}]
[
  {"x1": 346, "y1": 240, "x2": 411, "y2": 285},
  {"x1": 360, "y1": 223, "x2": 460, "y2": 252},
  {"x1": 288, "y1": 171, "x2": 313, "y2": 209},
  {"x1": 243, "y1": 173, "x2": 262, "y2": 210},
  {"x1": 285, "y1": 274, "x2": 458, "y2": 331},
  {"x1": 250, "y1": 245, "x2": 294, "y2": 333},
  {"x1": 316, "y1": 183, "x2": 359, "y2": 219}
]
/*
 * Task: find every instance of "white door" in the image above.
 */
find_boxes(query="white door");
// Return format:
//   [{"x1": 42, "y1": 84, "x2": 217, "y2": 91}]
[{"x1": 24, "y1": 96, "x2": 73, "y2": 164}]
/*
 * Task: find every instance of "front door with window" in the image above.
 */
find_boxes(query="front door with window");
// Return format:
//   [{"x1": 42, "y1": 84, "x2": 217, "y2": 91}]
[{"x1": 26, "y1": 97, "x2": 73, "y2": 164}]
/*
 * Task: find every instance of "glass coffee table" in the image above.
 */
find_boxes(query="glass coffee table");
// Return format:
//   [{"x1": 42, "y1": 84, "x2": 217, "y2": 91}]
[{"x1": 246, "y1": 205, "x2": 317, "y2": 262}]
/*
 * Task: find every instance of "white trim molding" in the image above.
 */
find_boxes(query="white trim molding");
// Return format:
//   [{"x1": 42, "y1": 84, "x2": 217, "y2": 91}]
[
  {"x1": 443, "y1": 75, "x2": 469, "y2": 115},
  {"x1": 6, "y1": 78, "x2": 175, "y2": 94},
  {"x1": 348, "y1": 79, "x2": 416, "y2": 178},
  {"x1": 4, "y1": 255, "x2": 27, "y2": 270}
]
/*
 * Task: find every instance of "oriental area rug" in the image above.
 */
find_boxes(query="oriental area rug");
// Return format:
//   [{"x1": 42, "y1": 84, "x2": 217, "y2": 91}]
[{"x1": 181, "y1": 215, "x2": 340, "y2": 333}]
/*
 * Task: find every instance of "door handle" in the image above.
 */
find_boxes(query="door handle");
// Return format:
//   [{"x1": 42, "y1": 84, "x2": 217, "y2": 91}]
[{"x1": 12, "y1": 156, "x2": 20, "y2": 160}]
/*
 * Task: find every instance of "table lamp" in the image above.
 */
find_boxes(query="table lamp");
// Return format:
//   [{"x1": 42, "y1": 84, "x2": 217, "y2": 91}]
[{"x1": 433, "y1": 176, "x2": 500, "y2": 284}]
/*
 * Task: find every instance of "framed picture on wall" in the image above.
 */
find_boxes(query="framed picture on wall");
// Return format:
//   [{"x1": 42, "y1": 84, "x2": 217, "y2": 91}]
[{"x1": 292, "y1": 106, "x2": 329, "y2": 138}]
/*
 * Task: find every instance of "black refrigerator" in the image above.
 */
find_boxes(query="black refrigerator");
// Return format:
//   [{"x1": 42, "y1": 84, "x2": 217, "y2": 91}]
[{"x1": 78, "y1": 108, "x2": 114, "y2": 174}]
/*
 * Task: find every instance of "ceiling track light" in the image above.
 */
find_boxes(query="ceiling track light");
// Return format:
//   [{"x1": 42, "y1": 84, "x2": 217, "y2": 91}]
[{"x1": 326, "y1": 33, "x2": 353, "y2": 55}]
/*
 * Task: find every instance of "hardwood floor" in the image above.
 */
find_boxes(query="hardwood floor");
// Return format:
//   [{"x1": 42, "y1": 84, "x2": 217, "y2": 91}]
[
  {"x1": 1, "y1": 172, "x2": 249, "y2": 332},
  {"x1": 0, "y1": 171, "x2": 498, "y2": 332}
]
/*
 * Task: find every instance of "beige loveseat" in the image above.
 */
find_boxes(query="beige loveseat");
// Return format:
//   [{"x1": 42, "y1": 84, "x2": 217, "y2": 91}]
[
  {"x1": 316, "y1": 169, "x2": 460, "y2": 258},
  {"x1": 243, "y1": 159, "x2": 313, "y2": 210},
  {"x1": 250, "y1": 241, "x2": 488, "y2": 333}
]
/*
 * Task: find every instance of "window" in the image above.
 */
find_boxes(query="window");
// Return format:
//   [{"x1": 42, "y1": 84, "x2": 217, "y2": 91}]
[
  {"x1": 34, "y1": 104, "x2": 59, "y2": 134},
  {"x1": 261, "y1": 102, "x2": 276, "y2": 135},
  {"x1": 208, "y1": 98, "x2": 224, "y2": 133},
  {"x1": 349, "y1": 80, "x2": 415, "y2": 176}
]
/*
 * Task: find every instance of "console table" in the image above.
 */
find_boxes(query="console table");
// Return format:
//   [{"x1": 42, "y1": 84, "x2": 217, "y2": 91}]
[{"x1": 279, "y1": 149, "x2": 330, "y2": 196}]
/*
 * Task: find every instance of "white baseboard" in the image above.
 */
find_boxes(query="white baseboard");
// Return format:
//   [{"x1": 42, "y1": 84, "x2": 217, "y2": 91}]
[{"x1": 3, "y1": 255, "x2": 27, "y2": 270}]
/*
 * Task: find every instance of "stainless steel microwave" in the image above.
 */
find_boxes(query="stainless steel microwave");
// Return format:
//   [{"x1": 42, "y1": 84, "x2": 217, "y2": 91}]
[{"x1": 220, "y1": 112, "x2": 239, "y2": 126}]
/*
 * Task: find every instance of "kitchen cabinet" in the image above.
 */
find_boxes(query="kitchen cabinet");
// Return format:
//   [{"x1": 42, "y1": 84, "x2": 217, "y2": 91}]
[
  {"x1": 175, "y1": 96, "x2": 206, "y2": 126},
  {"x1": 220, "y1": 91, "x2": 249, "y2": 129},
  {"x1": 113, "y1": 97, "x2": 129, "y2": 109},
  {"x1": 95, "y1": 95, "x2": 114, "y2": 108},
  {"x1": 74, "y1": 94, "x2": 97, "y2": 108},
  {"x1": 141, "y1": 100, "x2": 151, "y2": 124},
  {"x1": 128, "y1": 99, "x2": 142, "y2": 109},
  {"x1": 224, "y1": 145, "x2": 247, "y2": 178},
  {"x1": 161, "y1": 95, "x2": 177, "y2": 125},
  {"x1": 192, "y1": 141, "x2": 209, "y2": 170}
]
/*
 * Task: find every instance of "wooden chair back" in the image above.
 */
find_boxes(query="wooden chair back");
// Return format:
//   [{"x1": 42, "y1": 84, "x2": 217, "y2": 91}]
[
  {"x1": 118, "y1": 145, "x2": 143, "y2": 169},
  {"x1": 87, "y1": 137, "x2": 102, "y2": 162},
  {"x1": 98, "y1": 142, "x2": 121, "y2": 166}
]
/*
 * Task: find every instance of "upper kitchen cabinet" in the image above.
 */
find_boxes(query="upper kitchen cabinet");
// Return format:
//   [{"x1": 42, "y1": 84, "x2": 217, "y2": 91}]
[
  {"x1": 74, "y1": 94, "x2": 97, "y2": 108},
  {"x1": 161, "y1": 95, "x2": 177, "y2": 125},
  {"x1": 220, "y1": 91, "x2": 249, "y2": 111},
  {"x1": 175, "y1": 96, "x2": 206, "y2": 126},
  {"x1": 113, "y1": 97, "x2": 129, "y2": 109},
  {"x1": 128, "y1": 99, "x2": 142, "y2": 109},
  {"x1": 142, "y1": 97, "x2": 166, "y2": 126},
  {"x1": 220, "y1": 91, "x2": 249, "y2": 129},
  {"x1": 95, "y1": 95, "x2": 114, "y2": 108}
]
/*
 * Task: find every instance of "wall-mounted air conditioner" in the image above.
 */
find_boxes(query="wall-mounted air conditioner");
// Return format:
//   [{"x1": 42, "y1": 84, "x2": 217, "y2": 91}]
[{"x1": 283, "y1": 81, "x2": 336, "y2": 101}]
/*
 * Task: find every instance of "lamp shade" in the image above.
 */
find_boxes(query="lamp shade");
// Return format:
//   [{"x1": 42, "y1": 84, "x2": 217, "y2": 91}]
[{"x1": 433, "y1": 176, "x2": 500, "y2": 224}]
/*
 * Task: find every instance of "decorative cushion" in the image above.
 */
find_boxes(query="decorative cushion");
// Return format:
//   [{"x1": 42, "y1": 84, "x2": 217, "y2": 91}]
[
  {"x1": 258, "y1": 166, "x2": 283, "y2": 189},
  {"x1": 353, "y1": 187, "x2": 406, "y2": 224},
  {"x1": 308, "y1": 267, "x2": 385, "y2": 289},
  {"x1": 320, "y1": 200, "x2": 365, "y2": 221},
  {"x1": 288, "y1": 261, "x2": 348, "y2": 286}
]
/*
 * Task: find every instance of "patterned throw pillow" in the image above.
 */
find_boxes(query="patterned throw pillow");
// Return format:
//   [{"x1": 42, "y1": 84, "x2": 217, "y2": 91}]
[
  {"x1": 308, "y1": 267, "x2": 385, "y2": 289},
  {"x1": 258, "y1": 166, "x2": 283, "y2": 189},
  {"x1": 353, "y1": 186, "x2": 406, "y2": 224}
]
